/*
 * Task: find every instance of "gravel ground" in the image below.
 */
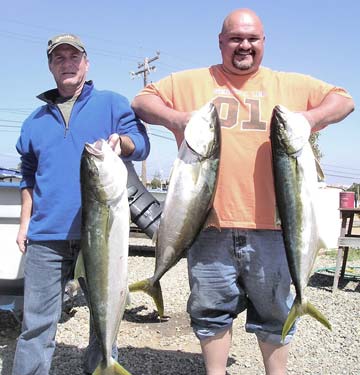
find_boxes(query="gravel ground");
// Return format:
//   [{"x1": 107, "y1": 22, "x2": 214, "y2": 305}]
[{"x1": 0, "y1": 240, "x2": 359, "y2": 375}]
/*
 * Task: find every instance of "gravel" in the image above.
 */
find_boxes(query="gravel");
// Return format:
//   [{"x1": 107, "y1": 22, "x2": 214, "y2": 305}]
[{"x1": 0, "y1": 240, "x2": 359, "y2": 375}]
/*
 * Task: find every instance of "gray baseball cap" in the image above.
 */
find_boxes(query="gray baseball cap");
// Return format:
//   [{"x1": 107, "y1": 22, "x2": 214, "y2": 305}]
[{"x1": 47, "y1": 33, "x2": 86, "y2": 56}]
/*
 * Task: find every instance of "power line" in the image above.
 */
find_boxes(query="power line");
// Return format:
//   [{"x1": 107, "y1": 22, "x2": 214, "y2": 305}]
[
  {"x1": 0, "y1": 29, "x2": 143, "y2": 64},
  {"x1": 148, "y1": 132, "x2": 176, "y2": 142},
  {"x1": 148, "y1": 126, "x2": 174, "y2": 136},
  {"x1": 0, "y1": 129, "x2": 20, "y2": 133},
  {"x1": 325, "y1": 173, "x2": 360, "y2": 181},
  {"x1": 324, "y1": 168, "x2": 360, "y2": 176},
  {"x1": 322, "y1": 163, "x2": 360, "y2": 172},
  {"x1": 0, "y1": 23, "x2": 199, "y2": 77},
  {"x1": 2, "y1": 18, "x2": 204, "y2": 67},
  {"x1": 0, "y1": 119, "x2": 23, "y2": 124},
  {"x1": 0, "y1": 30, "x2": 43, "y2": 44},
  {"x1": 323, "y1": 169, "x2": 360, "y2": 180},
  {"x1": 0, "y1": 18, "x2": 147, "y2": 56},
  {"x1": 0, "y1": 107, "x2": 32, "y2": 113}
]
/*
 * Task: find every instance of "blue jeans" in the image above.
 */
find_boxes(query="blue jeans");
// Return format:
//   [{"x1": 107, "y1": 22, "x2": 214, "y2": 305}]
[
  {"x1": 187, "y1": 228, "x2": 295, "y2": 345},
  {"x1": 11, "y1": 240, "x2": 117, "y2": 375}
]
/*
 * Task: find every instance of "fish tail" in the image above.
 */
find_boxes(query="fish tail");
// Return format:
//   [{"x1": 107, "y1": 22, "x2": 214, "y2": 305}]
[
  {"x1": 128, "y1": 278, "x2": 165, "y2": 318},
  {"x1": 281, "y1": 302, "x2": 298, "y2": 343},
  {"x1": 306, "y1": 300, "x2": 332, "y2": 331},
  {"x1": 93, "y1": 357, "x2": 132, "y2": 374},
  {"x1": 281, "y1": 298, "x2": 331, "y2": 342}
]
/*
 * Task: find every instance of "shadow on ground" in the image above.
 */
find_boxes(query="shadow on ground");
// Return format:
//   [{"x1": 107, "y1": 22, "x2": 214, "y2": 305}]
[
  {"x1": 0, "y1": 309, "x2": 237, "y2": 375},
  {"x1": 309, "y1": 270, "x2": 360, "y2": 293}
]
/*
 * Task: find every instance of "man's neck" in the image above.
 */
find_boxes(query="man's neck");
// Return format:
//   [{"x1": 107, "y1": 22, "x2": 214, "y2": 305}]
[{"x1": 57, "y1": 82, "x2": 85, "y2": 99}]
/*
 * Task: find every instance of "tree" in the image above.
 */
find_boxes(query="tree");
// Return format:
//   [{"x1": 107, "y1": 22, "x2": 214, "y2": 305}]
[
  {"x1": 347, "y1": 183, "x2": 359, "y2": 205},
  {"x1": 150, "y1": 169, "x2": 162, "y2": 189},
  {"x1": 150, "y1": 177, "x2": 161, "y2": 189}
]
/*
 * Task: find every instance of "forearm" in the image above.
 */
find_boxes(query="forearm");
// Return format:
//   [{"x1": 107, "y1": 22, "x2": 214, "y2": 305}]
[
  {"x1": 17, "y1": 187, "x2": 33, "y2": 252},
  {"x1": 118, "y1": 135, "x2": 135, "y2": 156},
  {"x1": 19, "y1": 188, "x2": 33, "y2": 226},
  {"x1": 304, "y1": 92, "x2": 354, "y2": 132},
  {"x1": 131, "y1": 94, "x2": 191, "y2": 133}
]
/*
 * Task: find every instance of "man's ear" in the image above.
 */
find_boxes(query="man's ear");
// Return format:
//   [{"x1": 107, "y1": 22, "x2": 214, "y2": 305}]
[{"x1": 48, "y1": 60, "x2": 53, "y2": 74}]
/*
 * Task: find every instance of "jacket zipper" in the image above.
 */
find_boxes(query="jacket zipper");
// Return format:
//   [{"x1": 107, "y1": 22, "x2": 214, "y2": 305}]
[{"x1": 55, "y1": 105, "x2": 70, "y2": 138}]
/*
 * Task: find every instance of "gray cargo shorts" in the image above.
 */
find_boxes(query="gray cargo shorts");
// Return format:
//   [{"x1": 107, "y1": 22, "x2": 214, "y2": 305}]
[{"x1": 187, "y1": 227, "x2": 295, "y2": 345}]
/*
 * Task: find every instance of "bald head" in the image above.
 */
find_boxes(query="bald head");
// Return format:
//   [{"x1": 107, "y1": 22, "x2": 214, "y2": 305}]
[
  {"x1": 218, "y1": 8, "x2": 265, "y2": 75},
  {"x1": 221, "y1": 8, "x2": 264, "y2": 37}
]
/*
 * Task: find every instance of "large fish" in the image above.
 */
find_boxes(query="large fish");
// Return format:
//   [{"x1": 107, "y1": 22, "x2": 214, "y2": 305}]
[
  {"x1": 129, "y1": 102, "x2": 221, "y2": 318},
  {"x1": 270, "y1": 105, "x2": 331, "y2": 341},
  {"x1": 80, "y1": 139, "x2": 131, "y2": 375}
]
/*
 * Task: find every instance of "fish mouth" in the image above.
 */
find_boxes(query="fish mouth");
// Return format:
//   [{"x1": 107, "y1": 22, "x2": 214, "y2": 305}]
[
  {"x1": 184, "y1": 103, "x2": 220, "y2": 158},
  {"x1": 84, "y1": 139, "x2": 106, "y2": 160},
  {"x1": 273, "y1": 105, "x2": 311, "y2": 155},
  {"x1": 273, "y1": 111, "x2": 297, "y2": 154}
]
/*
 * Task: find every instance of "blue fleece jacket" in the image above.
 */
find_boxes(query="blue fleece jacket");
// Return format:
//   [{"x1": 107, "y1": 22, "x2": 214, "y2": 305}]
[{"x1": 17, "y1": 81, "x2": 150, "y2": 241}]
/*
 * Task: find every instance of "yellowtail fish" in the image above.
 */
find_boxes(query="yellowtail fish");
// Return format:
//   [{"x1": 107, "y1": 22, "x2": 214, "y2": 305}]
[
  {"x1": 80, "y1": 139, "x2": 131, "y2": 375},
  {"x1": 129, "y1": 102, "x2": 221, "y2": 318},
  {"x1": 270, "y1": 105, "x2": 331, "y2": 342}
]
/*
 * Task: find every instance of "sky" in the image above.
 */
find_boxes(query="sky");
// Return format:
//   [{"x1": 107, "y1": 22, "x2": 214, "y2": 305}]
[{"x1": 0, "y1": 0, "x2": 359, "y2": 186}]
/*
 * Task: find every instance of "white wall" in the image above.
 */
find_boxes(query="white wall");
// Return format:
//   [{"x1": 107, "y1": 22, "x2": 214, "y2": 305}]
[
  {"x1": 0, "y1": 184, "x2": 24, "y2": 280},
  {"x1": 317, "y1": 185, "x2": 342, "y2": 249}
]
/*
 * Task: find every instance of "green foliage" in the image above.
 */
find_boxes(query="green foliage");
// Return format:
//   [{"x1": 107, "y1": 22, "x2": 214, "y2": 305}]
[
  {"x1": 150, "y1": 169, "x2": 163, "y2": 189},
  {"x1": 150, "y1": 177, "x2": 161, "y2": 189},
  {"x1": 347, "y1": 183, "x2": 360, "y2": 193},
  {"x1": 347, "y1": 183, "x2": 360, "y2": 203},
  {"x1": 310, "y1": 132, "x2": 323, "y2": 161},
  {"x1": 323, "y1": 248, "x2": 360, "y2": 261}
]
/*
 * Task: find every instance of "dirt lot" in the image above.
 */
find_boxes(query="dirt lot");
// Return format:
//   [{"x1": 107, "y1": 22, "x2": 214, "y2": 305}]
[{"x1": 1, "y1": 244, "x2": 359, "y2": 374}]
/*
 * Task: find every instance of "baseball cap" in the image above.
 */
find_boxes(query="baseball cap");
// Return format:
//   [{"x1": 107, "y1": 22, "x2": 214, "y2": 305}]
[{"x1": 47, "y1": 33, "x2": 86, "y2": 56}]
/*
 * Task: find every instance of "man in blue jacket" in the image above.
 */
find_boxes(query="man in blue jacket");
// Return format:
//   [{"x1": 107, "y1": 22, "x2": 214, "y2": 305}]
[{"x1": 12, "y1": 33, "x2": 150, "y2": 375}]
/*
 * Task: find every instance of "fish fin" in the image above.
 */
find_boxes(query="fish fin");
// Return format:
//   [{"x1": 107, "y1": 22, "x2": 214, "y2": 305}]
[
  {"x1": 306, "y1": 300, "x2": 332, "y2": 331},
  {"x1": 74, "y1": 250, "x2": 86, "y2": 280},
  {"x1": 93, "y1": 357, "x2": 132, "y2": 374},
  {"x1": 281, "y1": 301, "x2": 299, "y2": 342},
  {"x1": 314, "y1": 157, "x2": 325, "y2": 182},
  {"x1": 151, "y1": 230, "x2": 158, "y2": 245},
  {"x1": 128, "y1": 278, "x2": 165, "y2": 318},
  {"x1": 125, "y1": 287, "x2": 131, "y2": 306},
  {"x1": 282, "y1": 298, "x2": 331, "y2": 342}
]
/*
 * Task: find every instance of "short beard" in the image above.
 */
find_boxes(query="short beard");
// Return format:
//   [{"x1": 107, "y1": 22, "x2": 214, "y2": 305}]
[{"x1": 232, "y1": 54, "x2": 254, "y2": 71}]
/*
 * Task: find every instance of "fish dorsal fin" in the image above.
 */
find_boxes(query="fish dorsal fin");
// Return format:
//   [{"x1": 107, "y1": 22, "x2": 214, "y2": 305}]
[
  {"x1": 74, "y1": 250, "x2": 86, "y2": 281},
  {"x1": 315, "y1": 158, "x2": 325, "y2": 182}
]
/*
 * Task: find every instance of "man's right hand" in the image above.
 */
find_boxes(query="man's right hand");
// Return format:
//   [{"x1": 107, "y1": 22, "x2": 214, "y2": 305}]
[{"x1": 16, "y1": 229, "x2": 28, "y2": 253}]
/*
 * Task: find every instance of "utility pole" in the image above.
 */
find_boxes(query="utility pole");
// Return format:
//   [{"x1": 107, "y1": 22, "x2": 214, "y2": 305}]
[{"x1": 130, "y1": 51, "x2": 160, "y2": 187}]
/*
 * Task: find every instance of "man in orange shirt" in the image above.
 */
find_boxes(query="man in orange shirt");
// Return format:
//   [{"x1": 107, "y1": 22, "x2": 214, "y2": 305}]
[{"x1": 132, "y1": 8, "x2": 354, "y2": 375}]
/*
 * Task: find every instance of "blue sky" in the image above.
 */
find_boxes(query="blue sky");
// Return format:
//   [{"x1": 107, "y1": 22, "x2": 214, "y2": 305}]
[{"x1": 1, "y1": 0, "x2": 359, "y2": 186}]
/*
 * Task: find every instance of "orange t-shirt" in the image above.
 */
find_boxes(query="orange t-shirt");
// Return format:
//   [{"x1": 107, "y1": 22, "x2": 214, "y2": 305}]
[{"x1": 138, "y1": 65, "x2": 350, "y2": 230}]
